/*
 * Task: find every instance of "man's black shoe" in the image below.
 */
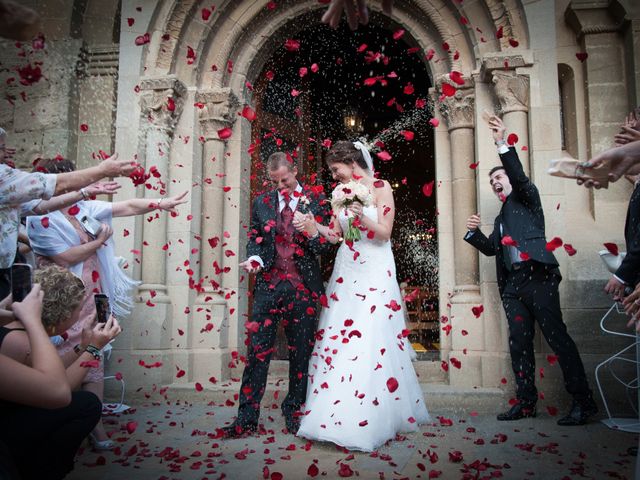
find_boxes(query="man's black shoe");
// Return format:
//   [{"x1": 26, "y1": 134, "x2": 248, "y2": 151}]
[
  {"x1": 284, "y1": 414, "x2": 300, "y2": 434},
  {"x1": 557, "y1": 400, "x2": 598, "y2": 426},
  {"x1": 497, "y1": 403, "x2": 537, "y2": 421},
  {"x1": 219, "y1": 421, "x2": 258, "y2": 439}
]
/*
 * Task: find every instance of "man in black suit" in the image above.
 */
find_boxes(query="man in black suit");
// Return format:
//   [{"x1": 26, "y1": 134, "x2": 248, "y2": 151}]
[
  {"x1": 221, "y1": 152, "x2": 331, "y2": 438},
  {"x1": 464, "y1": 116, "x2": 597, "y2": 425}
]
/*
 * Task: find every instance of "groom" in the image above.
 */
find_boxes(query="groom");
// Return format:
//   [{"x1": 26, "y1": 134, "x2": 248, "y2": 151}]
[
  {"x1": 220, "y1": 152, "x2": 331, "y2": 438},
  {"x1": 465, "y1": 116, "x2": 597, "y2": 426}
]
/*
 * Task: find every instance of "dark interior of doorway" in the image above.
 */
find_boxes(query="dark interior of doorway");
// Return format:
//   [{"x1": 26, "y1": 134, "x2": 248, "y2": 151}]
[{"x1": 251, "y1": 18, "x2": 440, "y2": 359}]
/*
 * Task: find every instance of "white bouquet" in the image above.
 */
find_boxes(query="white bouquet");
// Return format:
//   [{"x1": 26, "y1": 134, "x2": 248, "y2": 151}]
[{"x1": 331, "y1": 181, "x2": 373, "y2": 241}]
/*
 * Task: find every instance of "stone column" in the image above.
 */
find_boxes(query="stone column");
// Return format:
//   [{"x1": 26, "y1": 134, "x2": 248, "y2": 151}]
[
  {"x1": 491, "y1": 71, "x2": 530, "y2": 175},
  {"x1": 566, "y1": 0, "x2": 629, "y2": 157},
  {"x1": 190, "y1": 88, "x2": 239, "y2": 381},
  {"x1": 138, "y1": 76, "x2": 187, "y2": 304},
  {"x1": 437, "y1": 75, "x2": 483, "y2": 387},
  {"x1": 438, "y1": 75, "x2": 478, "y2": 289}
]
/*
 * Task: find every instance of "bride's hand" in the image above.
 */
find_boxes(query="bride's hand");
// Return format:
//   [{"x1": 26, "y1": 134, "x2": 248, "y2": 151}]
[{"x1": 347, "y1": 202, "x2": 363, "y2": 219}]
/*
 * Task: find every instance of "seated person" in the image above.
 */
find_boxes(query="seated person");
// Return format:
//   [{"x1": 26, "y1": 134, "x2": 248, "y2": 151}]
[
  {"x1": 0, "y1": 265, "x2": 122, "y2": 392},
  {"x1": 0, "y1": 282, "x2": 101, "y2": 480}
]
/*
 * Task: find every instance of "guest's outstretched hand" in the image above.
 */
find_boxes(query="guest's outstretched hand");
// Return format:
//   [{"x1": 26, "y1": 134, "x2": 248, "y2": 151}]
[
  {"x1": 156, "y1": 191, "x2": 189, "y2": 213},
  {"x1": 577, "y1": 140, "x2": 640, "y2": 188},
  {"x1": 623, "y1": 284, "x2": 640, "y2": 331},
  {"x1": 322, "y1": 0, "x2": 393, "y2": 30},
  {"x1": 604, "y1": 276, "x2": 626, "y2": 301},
  {"x1": 86, "y1": 181, "x2": 121, "y2": 197}
]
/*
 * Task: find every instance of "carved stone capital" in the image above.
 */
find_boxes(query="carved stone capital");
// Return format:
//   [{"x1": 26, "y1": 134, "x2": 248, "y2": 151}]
[
  {"x1": 565, "y1": 0, "x2": 626, "y2": 39},
  {"x1": 139, "y1": 75, "x2": 187, "y2": 133},
  {"x1": 436, "y1": 75, "x2": 475, "y2": 131},
  {"x1": 491, "y1": 71, "x2": 529, "y2": 114},
  {"x1": 196, "y1": 88, "x2": 240, "y2": 140}
]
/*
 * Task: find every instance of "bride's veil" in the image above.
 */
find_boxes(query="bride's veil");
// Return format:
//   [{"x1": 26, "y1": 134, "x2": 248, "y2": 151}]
[{"x1": 353, "y1": 140, "x2": 374, "y2": 177}]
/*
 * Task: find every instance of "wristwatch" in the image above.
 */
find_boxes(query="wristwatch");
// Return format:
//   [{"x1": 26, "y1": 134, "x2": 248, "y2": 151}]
[{"x1": 495, "y1": 139, "x2": 506, "y2": 147}]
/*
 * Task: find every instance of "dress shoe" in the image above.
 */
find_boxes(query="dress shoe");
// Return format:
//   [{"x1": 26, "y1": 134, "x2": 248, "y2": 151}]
[
  {"x1": 219, "y1": 421, "x2": 258, "y2": 439},
  {"x1": 284, "y1": 414, "x2": 300, "y2": 434},
  {"x1": 557, "y1": 400, "x2": 598, "y2": 426},
  {"x1": 497, "y1": 403, "x2": 537, "y2": 421}
]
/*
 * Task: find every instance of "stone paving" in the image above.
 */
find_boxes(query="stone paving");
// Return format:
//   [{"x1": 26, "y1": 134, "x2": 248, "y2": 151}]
[{"x1": 67, "y1": 398, "x2": 638, "y2": 480}]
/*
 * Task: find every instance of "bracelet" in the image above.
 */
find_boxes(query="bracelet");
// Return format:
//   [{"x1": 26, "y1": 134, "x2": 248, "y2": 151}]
[
  {"x1": 85, "y1": 344, "x2": 102, "y2": 360},
  {"x1": 495, "y1": 139, "x2": 506, "y2": 147},
  {"x1": 80, "y1": 188, "x2": 88, "y2": 200},
  {"x1": 73, "y1": 344, "x2": 83, "y2": 355}
]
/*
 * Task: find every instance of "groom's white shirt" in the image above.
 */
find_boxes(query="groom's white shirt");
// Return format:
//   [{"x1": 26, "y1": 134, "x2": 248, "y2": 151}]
[{"x1": 247, "y1": 183, "x2": 303, "y2": 269}]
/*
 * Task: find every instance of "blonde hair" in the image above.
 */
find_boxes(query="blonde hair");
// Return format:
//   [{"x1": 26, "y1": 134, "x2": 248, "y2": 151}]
[{"x1": 34, "y1": 266, "x2": 85, "y2": 329}]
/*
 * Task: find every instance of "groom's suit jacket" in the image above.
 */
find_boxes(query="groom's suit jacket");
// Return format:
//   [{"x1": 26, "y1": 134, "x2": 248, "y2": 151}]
[
  {"x1": 464, "y1": 147, "x2": 559, "y2": 295},
  {"x1": 616, "y1": 182, "x2": 640, "y2": 287},
  {"x1": 247, "y1": 186, "x2": 332, "y2": 297}
]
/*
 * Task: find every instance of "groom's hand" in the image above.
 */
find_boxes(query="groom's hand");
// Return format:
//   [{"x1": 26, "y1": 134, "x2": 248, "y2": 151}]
[
  {"x1": 239, "y1": 259, "x2": 262, "y2": 274},
  {"x1": 466, "y1": 214, "x2": 481, "y2": 231}
]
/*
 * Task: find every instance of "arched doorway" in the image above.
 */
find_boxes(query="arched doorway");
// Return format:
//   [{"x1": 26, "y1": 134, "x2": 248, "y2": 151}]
[{"x1": 249, "y1": 18, "x2": 439, "y2": 359}]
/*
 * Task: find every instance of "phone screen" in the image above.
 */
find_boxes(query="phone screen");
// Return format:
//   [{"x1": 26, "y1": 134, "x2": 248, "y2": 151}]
[
  {"x1": 94, "y1": 294, "x2": 110, "y2": 323},
  {"x1": 11, "y1": 263, "x2": 32, "y2": 303}
]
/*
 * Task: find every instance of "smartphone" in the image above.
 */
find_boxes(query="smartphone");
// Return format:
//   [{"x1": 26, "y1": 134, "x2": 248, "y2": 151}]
[
  {"x1": 94, "y1": 294, "x2": 110, "y2": 323},
  {"x1": 11, "y1": 263, "x2": 32, "y2": 302},
  {"x1": 80, "y1": 215, "x2": 103, "y2": 239}
]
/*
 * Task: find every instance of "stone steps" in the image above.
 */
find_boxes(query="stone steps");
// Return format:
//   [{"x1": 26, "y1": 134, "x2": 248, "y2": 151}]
[{"x1": 117, "y1": 361, "x2": 509, "y2": 415}]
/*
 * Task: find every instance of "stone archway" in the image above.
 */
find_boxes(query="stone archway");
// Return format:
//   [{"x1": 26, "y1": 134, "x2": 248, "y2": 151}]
[{"x1": 114, "y1": 0, "x2": 535, "y2": 396}]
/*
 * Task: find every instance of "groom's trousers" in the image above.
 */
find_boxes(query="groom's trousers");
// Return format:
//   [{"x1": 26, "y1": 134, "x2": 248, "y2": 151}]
[
  {"x1": 501, "y1": 261, "x2": 592, "y2": 406},
  {"x1": 236, "y1": 280, "x2": 318, "y2": 425}
]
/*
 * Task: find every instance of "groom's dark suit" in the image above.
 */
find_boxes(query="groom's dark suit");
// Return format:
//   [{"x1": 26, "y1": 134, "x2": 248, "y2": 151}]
[
  {"x1": 236, "y1": 186, "x2": 331, "y2": 427},
  {"x1": 465, "y1": 147, "x2": 593, "y2": 408}
]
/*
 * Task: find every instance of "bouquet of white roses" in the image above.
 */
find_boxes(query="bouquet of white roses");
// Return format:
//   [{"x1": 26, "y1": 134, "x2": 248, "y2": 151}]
[{"x1": 331, "y1": 181, "x2": 373, "y2": 241}]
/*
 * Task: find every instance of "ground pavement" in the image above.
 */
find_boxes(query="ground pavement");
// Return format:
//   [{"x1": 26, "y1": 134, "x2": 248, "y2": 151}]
[{"x1": 68, "y1": 397, "x2": 637, "y2": 480}]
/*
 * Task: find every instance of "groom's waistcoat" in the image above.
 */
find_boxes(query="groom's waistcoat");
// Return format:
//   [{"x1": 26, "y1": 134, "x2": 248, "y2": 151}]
[{"x1": 270, "y1": 203, "x2": 302, "y2": 288}]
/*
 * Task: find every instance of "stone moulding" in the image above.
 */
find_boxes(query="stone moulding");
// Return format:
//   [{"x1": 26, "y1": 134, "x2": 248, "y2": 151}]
[{"x1": 76, "y1": 44, "x2": 120, "y2": 78}]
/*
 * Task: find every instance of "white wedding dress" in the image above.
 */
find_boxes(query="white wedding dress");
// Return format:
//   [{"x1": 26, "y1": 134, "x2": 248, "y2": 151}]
[{"x1": 297, "y1": 205, "x2": 430, "y2": 452}]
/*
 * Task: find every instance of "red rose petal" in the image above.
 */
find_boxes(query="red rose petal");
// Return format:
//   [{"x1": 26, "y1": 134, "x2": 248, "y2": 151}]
[
  {"x1": 67, "y1": 204, "x2": 80, "y2": 216},
  {"x1": 422, "y1": 181, "x2": 434, "y2": 197},
  {"x1": 392, "y1": 29, "x2": 405, "y2": 40},
  {"x1": 507, "y1": 133, "x2": 518, "y2": 145},
  {"x1": 428, "y1": 117, "x2": 439, "y2": 128},
  {"x1": 576, "y1": 52, "x2": 588, "y2": 62},
  {"x1": 201, "y1": 7, "x2": 212, "y2": 21},
  {"x1": 284, "y1": 39, "x2": 300, "y2": 52},
  {"x1": 91, "y1": 270, "x2": 100, "y2": 283},
  {"x1": 80, "y1": 124, "x2": 89, "y2": 132},
  {"x1": 40, "y1": 217, "x2": 50, "y2": 229},
  {"x1": 441, "y1": 83, "x2": 456, "y2": 97},
  {"x1": 564, "y1": 243, "x2": 577, "y2": 256},
  {"x1": 603, "y1": 242, "x2": 619, "y2": 256},
  {"x1": 471, "y1": 305, "x2": 484, "y2": 318},
  {"x1": 386, "y1": 377, "x2": 399, "y2": 393},
  {"x1": 217, "y1": 127, "x2": 232, "y2": 140},
  {"x1": 376, "y1": 151, "x2": 392, "y2": 162}
]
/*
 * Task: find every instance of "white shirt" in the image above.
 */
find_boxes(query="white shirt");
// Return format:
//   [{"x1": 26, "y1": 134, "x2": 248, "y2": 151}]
[
  {"x1": 277, "y1": 183, "x2": 303, "y2": 212},
  {"x1": 248, "y1": 184, "x2": 303, "y2": 269},
  {"x1": 0, "y1": 164, "x2": 56, "y2": 268}
]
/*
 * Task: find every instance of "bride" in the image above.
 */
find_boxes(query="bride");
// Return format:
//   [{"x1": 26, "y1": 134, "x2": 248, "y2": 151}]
[{"x1": 292, "y1": 140, "x2": 430, "y2": 452}]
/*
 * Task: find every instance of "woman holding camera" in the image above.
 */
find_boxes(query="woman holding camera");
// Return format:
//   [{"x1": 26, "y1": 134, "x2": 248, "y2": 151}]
[{"x1": 26, "y1": 157, "x2": 187, "y2": 449}]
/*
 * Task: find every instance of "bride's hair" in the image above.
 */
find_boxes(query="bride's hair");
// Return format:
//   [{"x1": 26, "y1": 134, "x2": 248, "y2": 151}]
[{"x1": 326, "y1": 141, "x2": 368, "y2": 170}]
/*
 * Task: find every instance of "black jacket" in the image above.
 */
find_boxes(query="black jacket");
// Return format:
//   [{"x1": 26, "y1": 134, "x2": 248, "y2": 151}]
[
  {"x1": 464, "y1": 147, "x2": 559, "y2": 294},
  {"x1": 616, "y1": 183, "x2": 640, "y2": 287},
  {"x1": 247, "y1": 186, "x2": 332, "y2": 296}
]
